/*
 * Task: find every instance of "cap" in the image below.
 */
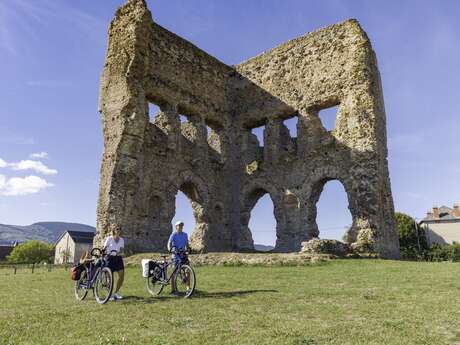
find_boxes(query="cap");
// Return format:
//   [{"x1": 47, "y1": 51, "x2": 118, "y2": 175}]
[{"x1": 175, "y1": 221, "x2": 184, "y2": 226}]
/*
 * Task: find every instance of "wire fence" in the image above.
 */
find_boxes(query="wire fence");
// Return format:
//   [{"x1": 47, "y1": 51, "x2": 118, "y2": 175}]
[{"x1": 0, "y1": 262, "x2": 70, "y2": 275}]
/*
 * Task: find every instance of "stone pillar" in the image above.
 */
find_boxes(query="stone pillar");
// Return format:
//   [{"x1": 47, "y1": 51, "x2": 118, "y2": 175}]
[
  {"x1": 264, "y1": 118, "x2": 282, "y2": 163},
  {"x1": 153, "y1": 103, "x2": 180, "y2": 150},
  {"x1": 304, "y1": 190, "x2": 321, "y2": 240},
  {"x1": 188, "y1": 199, "x2": 210, "y2": 252},
  {"x1": 274, "y1": 192, "x2": 306, "y2": 252},
  {"x1": 335, "y1": 88, "x2": 399, "y2": 258},
  {"x1": 190, "y1": 115, "x2": 208, "y2": 148},
  {"x1": 297, "y1": 110, "x2": 323, "y2": 156},
  {"x1": 238, "y1": 209, "x2": 255, "y2": 251}
]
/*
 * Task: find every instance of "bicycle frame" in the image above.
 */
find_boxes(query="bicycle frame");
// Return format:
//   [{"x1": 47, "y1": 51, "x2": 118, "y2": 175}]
[
  {"x1": 78, "y1": 255, "x2": 110, "y2": 289},
  {"x1": 155, "y1": 254, "x2": 187, "y2": 286}
]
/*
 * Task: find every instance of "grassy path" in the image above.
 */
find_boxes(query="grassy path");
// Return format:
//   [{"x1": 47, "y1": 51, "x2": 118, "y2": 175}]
[{"x1": 1, "y1": 260, "x2": 460, "y2": 345}]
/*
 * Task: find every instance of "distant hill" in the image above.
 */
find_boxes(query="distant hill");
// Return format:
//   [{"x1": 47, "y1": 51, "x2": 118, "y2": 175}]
[
  {"x1": 0, "y1": 222, "x2": 95, "y2": 244},
  {"x1": 0, "y1": 224, "x2": 276, "y2": 251},
  {"x1": 254, "y1": 244, "x2": 275, "y2": 252}
]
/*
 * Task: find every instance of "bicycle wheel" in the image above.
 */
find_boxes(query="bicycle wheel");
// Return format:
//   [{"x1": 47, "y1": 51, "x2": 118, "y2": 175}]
[
  {"x1": 94, "y1": 267, "x2": 113, "y2": 304},
  {"x1": 173, "y1": 264, "x2": 195, "y2": 298},
  {"x1": 74, "y1": 269, "x2": 88, "y2": 301},
  {"x1": 146, "y1": 265, "x2": 164, "y2": 296}
]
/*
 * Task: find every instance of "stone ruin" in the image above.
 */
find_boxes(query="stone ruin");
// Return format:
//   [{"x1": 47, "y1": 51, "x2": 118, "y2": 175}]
[{"x1": 94, "y1": 0, "x2": 400, "y2": 259}]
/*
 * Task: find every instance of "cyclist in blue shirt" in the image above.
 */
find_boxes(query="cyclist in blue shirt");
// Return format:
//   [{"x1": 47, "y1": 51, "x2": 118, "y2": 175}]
[
  {"x1": 167, "y1": 220, "x2": 189, "y2": 294},
  {"x1": 167, "y1": 221, "x2": 189, "y2": 253}
]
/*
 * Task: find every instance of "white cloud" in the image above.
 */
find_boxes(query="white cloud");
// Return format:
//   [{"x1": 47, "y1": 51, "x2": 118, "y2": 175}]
[
  {"x1": 10, "y1": 160, "x2": 57, "y2": 175},
  {"x1": 0, "y1": 158, "x2": 57, "y2": 175},
  {"x1": 29, "y1": 152, "x2": 48, "y2": 159},
  {"x1": 0, "y1": 174, "x2": 53, "y2": 196}
]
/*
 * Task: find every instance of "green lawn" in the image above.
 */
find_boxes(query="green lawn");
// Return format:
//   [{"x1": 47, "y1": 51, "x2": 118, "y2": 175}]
[{"x1": 1, "y1": 260, "x2": 460, "y2": 345}]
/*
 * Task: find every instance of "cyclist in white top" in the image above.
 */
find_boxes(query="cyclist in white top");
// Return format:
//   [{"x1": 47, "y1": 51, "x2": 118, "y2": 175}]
[{"x1": 103, "y1": 228, "x2": 125, "y2": 300}]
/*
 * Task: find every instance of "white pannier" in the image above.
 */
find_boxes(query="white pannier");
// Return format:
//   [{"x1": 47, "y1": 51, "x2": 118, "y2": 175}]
[{"x1": 141, "y1": 259, "x2": 152, "y2": 278}]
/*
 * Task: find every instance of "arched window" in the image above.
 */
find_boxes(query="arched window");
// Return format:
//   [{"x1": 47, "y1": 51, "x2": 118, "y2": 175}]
[
  {"x1": 316, "y1": 180, "x2": 352, "y2": 240},
  {"x1": 318, "y1": 105, "x2": 339, "y2": 132},
  {"x1": 172, "y1": 190, "x2": 196, "y2": 236},
  {"x1": 247, "y1": 191, "x2": 276, "y2": 251}
]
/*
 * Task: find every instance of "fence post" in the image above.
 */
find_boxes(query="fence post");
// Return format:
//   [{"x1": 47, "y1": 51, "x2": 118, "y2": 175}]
[
  {"x1": 14, "y1": 265, "x2": 17, "y2": 275},
  {"x1": 31, "y1": 263, "x2": 35, "y2": 274}
]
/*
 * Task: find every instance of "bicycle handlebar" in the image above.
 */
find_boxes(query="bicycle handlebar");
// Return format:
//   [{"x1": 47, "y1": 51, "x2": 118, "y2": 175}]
[
  {"x1": 170, "y1": 248, "x2": 189, "y2": 254},
  {"x1": 91, "y1": 248, "x2": 119, "y2": 258},
  {"x1": 160, "y1": 249, "x2": 190, "y2": 257},
  {"x1": 91, "y1": 247, "x2": 104, "y2": 258}
]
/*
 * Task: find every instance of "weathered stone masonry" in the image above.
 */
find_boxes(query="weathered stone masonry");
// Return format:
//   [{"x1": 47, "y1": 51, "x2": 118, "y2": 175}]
[{"x1": 95, "y1": 0, "x2": 400, "y2": 258}]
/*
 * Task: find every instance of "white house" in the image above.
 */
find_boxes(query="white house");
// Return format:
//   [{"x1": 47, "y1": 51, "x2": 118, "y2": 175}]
[
  {"x1": 54, "y1": 231, "x2": 95, "y2": 264},
  {"x1": 420, "y1": 204, "x2": 460, "y2": 246}
]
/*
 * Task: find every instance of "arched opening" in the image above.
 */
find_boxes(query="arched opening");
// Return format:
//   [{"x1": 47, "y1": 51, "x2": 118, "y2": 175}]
[
  {"x1": 250, "y1": 124, "x2": 265, "y2": 146},
  {"x1": 241, "y1": 188, "x2": 277, "y2": 252},
  {"x1": 249, "y1": 193, "x2": 277, "y2": 251},
  {"x1": 148, "y1": 103, "x2": 161, "y2": 123},
  {"x1": 315, "y1": 180, "x2": 352, "y2": 241},
  {"x1": 283, "y1": 116, "x2": 298, "y2": 138},
  {"x1": 172, "y1": 190, "x2": 196, "y2": 237},
  {"x1": 318, "y1": 105, "x2": 339, "y2": 132},
  {"x1": 169, "y1": 180, "x2": 209, "y2": 251}
]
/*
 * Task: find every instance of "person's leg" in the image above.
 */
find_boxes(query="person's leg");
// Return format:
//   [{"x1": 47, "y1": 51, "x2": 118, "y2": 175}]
[
  {"x1": 115, "y1": 270, "x2": 124, "y2": 293},
  {"x1": 171, "y1": 263, "x2": 177, "y2": 293}
]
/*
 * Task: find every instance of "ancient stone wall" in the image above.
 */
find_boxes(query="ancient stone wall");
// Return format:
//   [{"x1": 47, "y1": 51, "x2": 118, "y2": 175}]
[{"x1": 95, "y1": 0, "x2": 400, "y2": 258}]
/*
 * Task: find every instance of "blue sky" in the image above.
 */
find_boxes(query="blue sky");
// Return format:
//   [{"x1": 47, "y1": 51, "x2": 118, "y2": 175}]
[{"x1": 1, "y1": 0, "x2": 459, "y2": 246}]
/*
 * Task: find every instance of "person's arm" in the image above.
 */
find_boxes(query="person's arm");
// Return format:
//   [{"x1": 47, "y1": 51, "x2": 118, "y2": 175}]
[
  {"x1": 102, "y1": 236, "x2": 109, "y2": 251},
  {"x1": 185, "y1": 233, "x2": 190, "y2": 252},
  {"x1": 117, "y1": 238, "x2": 125, "y2": 256}
]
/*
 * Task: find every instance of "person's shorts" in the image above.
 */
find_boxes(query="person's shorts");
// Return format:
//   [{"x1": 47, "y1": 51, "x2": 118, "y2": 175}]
[{"x1": 107, "y1": 255, "x2": 124, "y2": 272}]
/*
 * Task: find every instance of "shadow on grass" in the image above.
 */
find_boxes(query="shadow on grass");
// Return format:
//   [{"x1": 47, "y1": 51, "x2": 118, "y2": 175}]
[
  {"x1": 193, "y1": 289, "x2": 278, "y2": 299},
  {"x1": 119, "y1": 289, "x2": 278, "y2": 304}
]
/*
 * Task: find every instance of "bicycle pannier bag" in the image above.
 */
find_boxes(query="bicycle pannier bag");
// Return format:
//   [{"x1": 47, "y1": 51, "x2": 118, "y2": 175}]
[
  {"x1": 70, "y1": 264, "x2": 84, "y2": 281},
  {"x1": 141, "y1": 259, "x2": 153, "y2": 278}
]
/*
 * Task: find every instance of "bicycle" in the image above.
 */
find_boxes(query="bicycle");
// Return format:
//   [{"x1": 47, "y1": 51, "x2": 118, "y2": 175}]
[
  {"x1": 74, "y1": 248, "x2": 115, "y2": 304},
  {"x1": 145, "y1": 249, "x2": 196, "y2": 298}
]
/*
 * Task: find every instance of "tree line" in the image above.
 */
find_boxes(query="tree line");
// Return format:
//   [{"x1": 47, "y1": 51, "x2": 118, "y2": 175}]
[{"x1": 2, "y1": 214, "x2": 460, "y2": 263}]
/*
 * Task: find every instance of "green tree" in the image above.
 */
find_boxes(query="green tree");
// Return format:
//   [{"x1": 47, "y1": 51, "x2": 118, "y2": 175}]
[
  {"x1": 395, "y1": 212, "x2": 429, "y2": 259},
  {"x1": 7, "y1": 241, "x2": 54, "y2": 264}
]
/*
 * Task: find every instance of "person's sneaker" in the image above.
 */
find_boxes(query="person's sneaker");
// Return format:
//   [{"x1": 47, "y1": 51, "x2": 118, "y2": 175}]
[
  {"x1": 170, "y1": 290, "x2": 178, "y2": 296},
  {"x1": 109, "y1": 296, "x2": 116, "y2": 301},
  {"x1": 114, "y1": 293, "x2": 123, "y2": 300}
]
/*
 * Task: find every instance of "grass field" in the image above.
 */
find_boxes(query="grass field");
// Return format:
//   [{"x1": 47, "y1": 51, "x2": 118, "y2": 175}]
[{"x1": 1, "y1": 259, "x2": 460, "y2": 345}]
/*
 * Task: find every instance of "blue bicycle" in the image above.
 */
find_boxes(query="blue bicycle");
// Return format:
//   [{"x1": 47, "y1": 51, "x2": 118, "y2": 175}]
[
  {"x1": 74, "y1": 248, "x2": 115, "y2": 304},
  {"x1": 146, "y1": 249, "x2": 196, "y2": 298}
]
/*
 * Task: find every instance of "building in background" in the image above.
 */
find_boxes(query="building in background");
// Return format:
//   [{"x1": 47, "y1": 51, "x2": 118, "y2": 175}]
[
  {"x1": 54, "y1": 231, "x2": 95, "y2": 264},
  {"x1": 0, "y1": 241, "x2": 18, "y2": 261},
  {"x1": 420, "y1": 204, "x2": 460, "y2": 246}
]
